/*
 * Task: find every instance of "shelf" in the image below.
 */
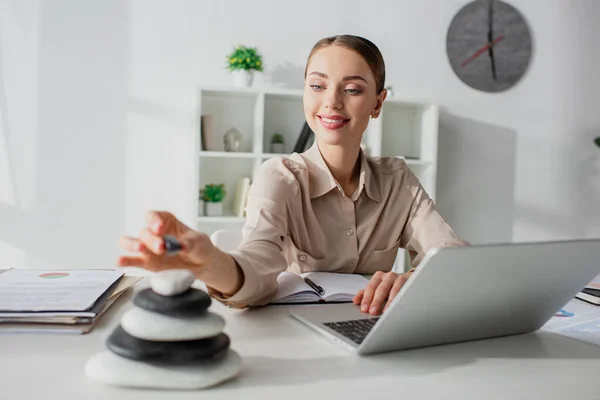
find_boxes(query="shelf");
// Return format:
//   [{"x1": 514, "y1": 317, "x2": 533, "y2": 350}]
[
  {"x1": 198, "y1": 215, "x2": 245, "y2": 223},
  {"x1": 196, "y1": 86, "x2": 440, "y2": 234},
  {"x1": 199, "y1": 151, "x2": 255, "y2": 159}
]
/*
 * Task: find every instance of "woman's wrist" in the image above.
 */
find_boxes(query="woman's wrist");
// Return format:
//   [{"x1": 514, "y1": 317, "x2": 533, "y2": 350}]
[{"x1": 195, "y1": 248, "x2": 244, "y2": 296}]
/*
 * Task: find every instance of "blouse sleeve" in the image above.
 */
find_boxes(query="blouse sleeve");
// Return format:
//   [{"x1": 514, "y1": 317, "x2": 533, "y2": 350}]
[
  {"x1": 207, "y1": 158, "x2": 300, "y2": 307},
  {"x1": 399, "y1": 166, "x2": 470, "y2": 267}
]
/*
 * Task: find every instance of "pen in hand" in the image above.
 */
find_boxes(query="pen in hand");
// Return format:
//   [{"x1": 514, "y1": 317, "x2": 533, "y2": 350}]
[
  {"x1": 303, "y1": 277, "x2": 325, "y2": 296},
  {"x1": 163, "y1": 235, "x2": 183, "y2": 255}
]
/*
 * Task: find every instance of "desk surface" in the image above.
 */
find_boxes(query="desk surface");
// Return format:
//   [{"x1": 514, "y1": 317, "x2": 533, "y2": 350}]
[{"x1": 1, "y1": 281, "x2": 600, "y2": 400}]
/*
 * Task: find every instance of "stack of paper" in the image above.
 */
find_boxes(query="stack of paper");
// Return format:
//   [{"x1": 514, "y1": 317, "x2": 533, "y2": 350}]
[
  {"x1": 0, "y1": 269, "x2": 141, "y2": 334},
  {"x1": 542, "y1": 297, "x2": 600, "y2": 347}
]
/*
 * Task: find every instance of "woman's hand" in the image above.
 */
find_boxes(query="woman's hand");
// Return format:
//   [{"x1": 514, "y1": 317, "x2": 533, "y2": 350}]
[
  {"x1": 117, "y1": 211, "x2": 217, "y2": 275},
  {"x1": 352, "y1": 270, "x2": 413, "y2": 315}
]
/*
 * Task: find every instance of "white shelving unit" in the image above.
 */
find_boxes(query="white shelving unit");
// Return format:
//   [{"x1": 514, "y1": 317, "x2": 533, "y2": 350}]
[{"x1": 194, "y1": 87, "x2": 440, "y2": 254}]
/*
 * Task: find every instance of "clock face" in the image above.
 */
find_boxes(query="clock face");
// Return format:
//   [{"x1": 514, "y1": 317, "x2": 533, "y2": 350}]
[{"x1": 446, "y1": 0, "x2": 532, "y2": 93}]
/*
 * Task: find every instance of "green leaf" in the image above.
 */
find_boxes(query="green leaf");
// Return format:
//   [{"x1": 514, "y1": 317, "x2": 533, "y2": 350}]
[
  {"x1": 225, "y1": 45, "x2": 264, "y2": 72},
  {"x1": 202, "y1": 183, "x2": 226, "y2": 202}
]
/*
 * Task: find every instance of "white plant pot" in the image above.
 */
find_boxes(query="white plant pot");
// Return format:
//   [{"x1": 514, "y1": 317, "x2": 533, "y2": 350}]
[
  {"x1": 204, "y1": 202, "x2": 223, "y2": 217},
  {"x1": 232, "y1": 69, "x2": 254, "y2": 87},
  {"x1": 270, "y1": 142, "x2": 285, "y2": 154}
]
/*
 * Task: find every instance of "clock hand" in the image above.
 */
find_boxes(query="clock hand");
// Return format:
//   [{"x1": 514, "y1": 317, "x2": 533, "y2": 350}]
[
  {"x1": 488, "y1": 0, "x2": 498, "y2": 80},
  {"x1": 461, "y1": 35, "x2": 504, "y2": 68}
]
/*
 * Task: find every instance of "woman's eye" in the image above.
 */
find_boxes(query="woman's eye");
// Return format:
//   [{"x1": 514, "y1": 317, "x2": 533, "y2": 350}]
[
  {"x1": 345, "y1": 88, "x2": 362, "y2": 95},
  {"x1": 310, "y1": 85, "x2": 324, "y2": 91}
]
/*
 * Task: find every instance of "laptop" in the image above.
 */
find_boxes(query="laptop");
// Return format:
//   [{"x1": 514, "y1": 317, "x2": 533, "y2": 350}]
[{"x1": 290, "y1": 239, "x2": 600, "y2": 355}]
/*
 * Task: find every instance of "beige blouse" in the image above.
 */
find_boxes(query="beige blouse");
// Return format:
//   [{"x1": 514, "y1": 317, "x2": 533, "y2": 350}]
[{"x1": 211, "y1": 142, "x2": 469, "y2": 306}]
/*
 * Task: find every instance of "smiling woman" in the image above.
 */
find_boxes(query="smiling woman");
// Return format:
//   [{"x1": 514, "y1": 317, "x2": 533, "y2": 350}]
[{"x1": 118, "y1": 35, "x2": 470, "y2": 316}]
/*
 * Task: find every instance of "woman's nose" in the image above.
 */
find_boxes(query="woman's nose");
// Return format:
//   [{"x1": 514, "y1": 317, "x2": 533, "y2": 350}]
[{"x1": 325, "y1": 90, "x2": 343, "y2": 110}]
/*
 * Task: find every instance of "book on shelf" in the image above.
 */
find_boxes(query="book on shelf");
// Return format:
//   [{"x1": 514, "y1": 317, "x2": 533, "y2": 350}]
[
  {"x1": 200, "y1": 114, "x2": 216, "y2": 151},
  {"x1": 576, "y1": 273, "x2": 600, "y2": 305},
  {"x1": 271, "y1": 272, "x2": 369, "y2": 304},
  {"x1": 232, "y1": 177, "x2": 252, "y2": 217},
  {"x1": 0, "y1": 269, "x2": 141, "y2": 334}
]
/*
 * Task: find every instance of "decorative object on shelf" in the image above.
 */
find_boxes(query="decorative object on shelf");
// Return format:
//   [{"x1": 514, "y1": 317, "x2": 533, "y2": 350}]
[
  {"x1": 226, "y1": 45, "x2": 264, "y2": 88},
  {"x1": 200, "y1": 115, "x2": 216, "y2": 151},
  {"x1": 293, "y1": 122, "x2": 314, "y2": 153},
  {"x1": 202, "y1": 184, "x2": 226, "y2": 217},
  {"x1": 223, "y1": 128, "x2": 243, "y2": 152},
  {"x1": 270, "y1": 133, "x2": 285, "y2": 154},
  {"x1": 446, "y1": 0, "x2": 532, "y2": 93},
  {"x1": 84, "y1": 270, "x2": 242, "y2": 389},
  {"x1": 594, "y1": 137, "x2": 600, "y2": 148}
]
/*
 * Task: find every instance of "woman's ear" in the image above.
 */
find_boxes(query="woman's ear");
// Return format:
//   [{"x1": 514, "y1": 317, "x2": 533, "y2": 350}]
[{"x1": 371, "y1": 88, "x2": 388, "y2": 119}]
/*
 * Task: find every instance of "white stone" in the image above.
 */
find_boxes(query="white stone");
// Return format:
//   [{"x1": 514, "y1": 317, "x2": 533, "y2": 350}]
[
  {"x1": 121, "y1": 307, "x2": 225, "y2": 341},
  {"x1": 151, "y1": 269, "x2": 195, "y2": 296},
  {"x1": 85, "y1": 349, "x2": 242, "y2": 390}
]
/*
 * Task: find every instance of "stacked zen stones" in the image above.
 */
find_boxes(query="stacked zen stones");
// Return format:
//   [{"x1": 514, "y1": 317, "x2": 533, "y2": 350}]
[{"x1": 85, "y1": 269, "x2": 241, "y2": 390}]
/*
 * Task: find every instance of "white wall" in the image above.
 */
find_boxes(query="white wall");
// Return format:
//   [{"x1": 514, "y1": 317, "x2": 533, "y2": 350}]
[{"x1": 1, "y1": 0, "x2": 599, "y2": 270}]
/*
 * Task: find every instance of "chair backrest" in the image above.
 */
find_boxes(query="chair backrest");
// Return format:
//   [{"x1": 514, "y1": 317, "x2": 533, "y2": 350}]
[{"x1": 210, "y1": 229, "x2": 243, "y2": 252}]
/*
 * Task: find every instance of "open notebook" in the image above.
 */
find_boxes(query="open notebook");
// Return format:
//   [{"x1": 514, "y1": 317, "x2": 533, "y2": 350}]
[{"x1": 271, "y1": 272, "x2": 370, "y2": 304}]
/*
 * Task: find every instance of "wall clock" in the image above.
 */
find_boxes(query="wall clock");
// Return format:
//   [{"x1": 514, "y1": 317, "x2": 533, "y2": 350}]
[{"x1": 446, "y1": 0, "x2": 532, "y2": 93}]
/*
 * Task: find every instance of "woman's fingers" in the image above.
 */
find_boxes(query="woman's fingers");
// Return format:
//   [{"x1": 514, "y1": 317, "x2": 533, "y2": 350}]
[
  {"x1": 139, "y1": 227, "x2": 165, "y2": 255},
  {"x1": 369, "y1": 273, "x2": 397, "y2": 315},
  {"x1": 117, "y1": 255, "x2": 145, "y2": 267},
  {"x1": 384, "y1": 274, "x2": 408, "y2": 312},
  {"x1": 353, "y1": 289, "x2": 364, "y2": 304},
  {"x1": 360, "y1": 271, "x2": 383, "y2": 312},
  {"x1": 145, "y1": 210, "x2": 174, "y2": 235}
]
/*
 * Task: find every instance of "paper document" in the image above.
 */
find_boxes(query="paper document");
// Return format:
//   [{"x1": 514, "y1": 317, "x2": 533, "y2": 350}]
[
  {"x1": 542, "y1": 298, "x2": 600, "y2": 346},
  {"x1": 584, "y1": 274, "x2": 600, "y2": 290},
  {"x1": 0, "y1": 269, "x2": 123, "y2": 312}
]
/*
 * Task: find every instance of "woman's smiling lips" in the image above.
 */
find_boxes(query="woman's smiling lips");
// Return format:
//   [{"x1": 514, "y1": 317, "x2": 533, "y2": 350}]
[{"x1": 317, "y1": 114, "x2": 350, "y2": 130}]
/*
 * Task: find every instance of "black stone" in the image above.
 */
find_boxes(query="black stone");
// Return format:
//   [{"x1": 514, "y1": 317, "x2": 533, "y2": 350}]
[
  {"x1": 134, "y1": 288, "x2": 211, "y2": 317},
  {"x1": 107, "y1": 325, "x2": 230, "y2": 365}
]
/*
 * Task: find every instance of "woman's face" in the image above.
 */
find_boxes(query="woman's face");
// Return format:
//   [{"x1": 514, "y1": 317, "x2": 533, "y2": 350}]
[{"x1": 303, "y1": 45, "x2": 385, "y2": 149}]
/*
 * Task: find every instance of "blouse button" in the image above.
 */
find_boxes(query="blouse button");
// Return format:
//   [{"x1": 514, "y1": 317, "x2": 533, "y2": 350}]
[
  {"x1": 346, "y1": 228, "x2": 355, "y2": 236},
  {"x1": 299, "y1": 255, "x2": 307, "y2": 261}
]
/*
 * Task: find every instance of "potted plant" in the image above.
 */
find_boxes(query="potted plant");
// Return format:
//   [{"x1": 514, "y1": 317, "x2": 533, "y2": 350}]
[
  {"x1": 270, "y1": 133, "x2": 285, "y2": 153},
  {"x1": 226, "y1": 45, "x2": 264, "y2": 87},
  {"x1": 595, "y1": 137, "x2": 600, "y2": 148},
  {"x1": 202, "y1": 184, "x2": 226, "y2": 216}
]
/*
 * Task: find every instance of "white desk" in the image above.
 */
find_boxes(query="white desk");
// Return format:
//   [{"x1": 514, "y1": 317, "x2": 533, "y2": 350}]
[{"x1": 1, "y1": 282, "x2": 600, "y2": 400}]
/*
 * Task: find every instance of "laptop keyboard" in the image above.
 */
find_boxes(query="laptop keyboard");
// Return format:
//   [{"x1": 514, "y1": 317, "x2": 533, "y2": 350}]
[{"x1": 323, "y1": 317, "x2": 380, "y2": 344}]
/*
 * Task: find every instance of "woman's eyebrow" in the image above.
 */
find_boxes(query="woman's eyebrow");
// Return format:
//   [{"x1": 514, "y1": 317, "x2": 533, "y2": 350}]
[{"x1": 308, "y1": 71, "x2": 367, "y2": 83}]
